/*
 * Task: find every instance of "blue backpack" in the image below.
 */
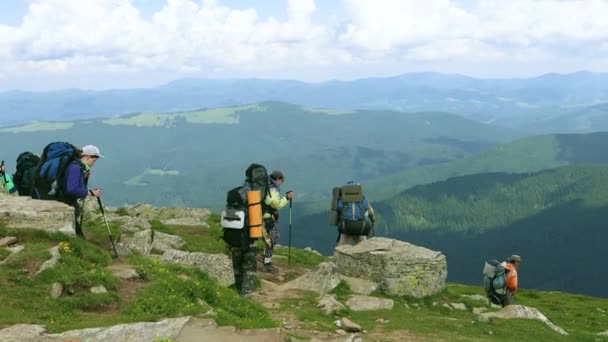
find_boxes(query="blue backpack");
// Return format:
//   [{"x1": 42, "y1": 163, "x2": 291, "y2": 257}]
[
  {"x1": 33, "y1": 142, "x2": 79, "y2": 200},
  {"x1": 338, "y1": 183, "x2": 368, "y2": 221}
]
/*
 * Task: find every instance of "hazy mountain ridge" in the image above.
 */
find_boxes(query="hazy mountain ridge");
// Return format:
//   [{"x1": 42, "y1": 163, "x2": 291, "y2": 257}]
[{"x1": 3, "y1": 71, "x2": 608, "y2": 132}]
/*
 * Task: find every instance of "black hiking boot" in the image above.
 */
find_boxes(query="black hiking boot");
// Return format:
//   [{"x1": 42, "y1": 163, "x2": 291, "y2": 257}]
[{"x1": 263, "y1": 263, "x2": 279, "y2": 274}]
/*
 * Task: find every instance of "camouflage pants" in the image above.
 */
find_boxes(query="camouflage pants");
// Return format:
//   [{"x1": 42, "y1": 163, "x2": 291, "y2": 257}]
[
  {"x1": 503, "y1": 290, "x2": 515, "y2": 307},
  {"x1": 263, "y1": 218, "x2": 279, "y2": 259},
  {"x1": 231, "y1": 245, "x2": 257, "y2": 296}
]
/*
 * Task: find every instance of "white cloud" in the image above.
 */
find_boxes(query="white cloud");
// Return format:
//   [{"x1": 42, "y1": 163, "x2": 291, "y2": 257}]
[{"x1": 1, "y1": 0, "x2": 608, "y2": 86}]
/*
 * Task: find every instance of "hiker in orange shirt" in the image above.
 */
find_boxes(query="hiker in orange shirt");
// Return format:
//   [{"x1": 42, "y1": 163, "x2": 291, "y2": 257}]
[{"x1": 500, "y1": 255, "x2": 522, "y2": 306}]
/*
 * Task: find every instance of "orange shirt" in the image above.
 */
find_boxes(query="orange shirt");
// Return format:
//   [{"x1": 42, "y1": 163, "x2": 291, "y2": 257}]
[{"x1": 501, "y1": 262, "x2": 518, "y2": 291}]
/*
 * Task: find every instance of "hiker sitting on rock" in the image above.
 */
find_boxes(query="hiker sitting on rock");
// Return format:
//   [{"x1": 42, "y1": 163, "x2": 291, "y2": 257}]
[{"x1": 501, "y1": 255, "x2": 522, "y2": 306}]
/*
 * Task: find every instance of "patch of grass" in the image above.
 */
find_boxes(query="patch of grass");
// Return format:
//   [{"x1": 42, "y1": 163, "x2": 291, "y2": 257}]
[
  {"x1": 330, "y1": 280, "x2": 352, "y2": 302},
  {"x1": 272, "y1": 282, "x2": 608, "y2": 341},
  {"x1": 114, "y1": 207, "x2": 130, "y2": 216},
  {"x1": 82, "y1": 218, "x2": 122, "y2": 256},
  {"x1": 150, "y1": 215, "x2": 227, "y2": 254},
  {"x1": 0, "y1": 121, "x2": 74, "y2": 133},
  {"x1": 278, "y1": 291, "x2": 340, "y2": 332},
  {"x1": 126, "y1": 256, "x2": 277, "y2": 329},
  {"x1": 272, "y1": 245, "x2": 327, "y2": 268},
  {"x1": 0, "y1": 247, "x2": 11, "y2": 260}
]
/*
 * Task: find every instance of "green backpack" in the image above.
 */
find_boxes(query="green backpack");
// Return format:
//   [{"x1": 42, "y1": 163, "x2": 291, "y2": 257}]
[{"x1": 483, "y1": 259, "x2": 508, "y2": 305}]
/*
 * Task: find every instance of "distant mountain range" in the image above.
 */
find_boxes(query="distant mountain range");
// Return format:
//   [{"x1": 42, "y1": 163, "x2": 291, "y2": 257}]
[{"x1": 3, "y1": 71, "x2": 608, "y2": 133}]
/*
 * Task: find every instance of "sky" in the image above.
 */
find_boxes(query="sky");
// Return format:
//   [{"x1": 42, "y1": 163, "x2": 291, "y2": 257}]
[{"x1": 1, "y1": 0, "x2": 608, "y2": 91}]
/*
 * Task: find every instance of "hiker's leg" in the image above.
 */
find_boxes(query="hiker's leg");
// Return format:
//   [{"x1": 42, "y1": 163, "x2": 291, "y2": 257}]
[
  {"x1": 263, "y1": 219, "x2": 276, "y2": 265},
  {"x1": 241, "y1": 245, "x2": 257, "y2": 296},
  {"x1": 230, "y1": 247, "x2": 244, "y2": 293},
  {"x1": 73, "y1": 204, "x2": 84, "y2": 238},
  {"x1": 503, "y1": 290, "x2": 515, "y2": 306}
]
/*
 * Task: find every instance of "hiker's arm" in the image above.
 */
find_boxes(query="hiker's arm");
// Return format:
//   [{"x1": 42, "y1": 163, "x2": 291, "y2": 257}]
[
  {"x1": 264, "y1": 187, "x2": 288, "y2": 209},
  {"x1": 64, "y1": 164, "x2": 88, "y2": 198},
  {"x1": 368, "y1": 203, "x2": 375, "y2": 223}
]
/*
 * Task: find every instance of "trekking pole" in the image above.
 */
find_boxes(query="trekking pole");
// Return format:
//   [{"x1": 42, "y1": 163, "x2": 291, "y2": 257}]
[
  {"x1": 96, "y1": 196, "x2": 118, "y2": 259},
  {"x1": 288, "y1": 197, "x2": 292, "y2": 265}
]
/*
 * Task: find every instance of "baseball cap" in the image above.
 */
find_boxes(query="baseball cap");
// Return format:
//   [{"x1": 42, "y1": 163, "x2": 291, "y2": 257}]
[
  {"x1": 82, "y1": 145, "x2": 103, "y2": 158},
  {"x1": 270, "y1": 170, "x2": 284, "y2": 180},
  {"x1": 508, "y1": 255, "x2": 522, "y2": 263}
]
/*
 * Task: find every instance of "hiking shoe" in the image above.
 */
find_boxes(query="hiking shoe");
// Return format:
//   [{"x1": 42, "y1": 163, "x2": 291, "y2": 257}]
[{"x1": 263, "y1": 263, "x2": 279, "y2": 274}]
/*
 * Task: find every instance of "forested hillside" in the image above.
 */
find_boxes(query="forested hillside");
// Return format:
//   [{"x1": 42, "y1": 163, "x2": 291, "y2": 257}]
[{"x1": 293, "y1": 165, "x2": 608, "y2": 297}]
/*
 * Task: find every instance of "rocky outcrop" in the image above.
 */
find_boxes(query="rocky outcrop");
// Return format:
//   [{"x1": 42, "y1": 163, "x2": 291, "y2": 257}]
[
  {"x1": 0, "y1": 317, "x2": 290, "y2": 342},
  {"x1": 124, "y1": 204, "x2": 211, "y2": 224},
  {"x1": 47, "y1": 316, "x2": 191, "y2": 341},
  {"x1": 479, "y1": 305, "x2": 568, "y2": 335},
  {"x1": 281, "y1": 262, "x2": 341, "y2": 295},
  {"x1": 0, "y1": 196, "x2": 74, "y2": 235},
  {"x1": 35, "y1": 246, "x2": 61, "y2": 276},
  {"x1": 334, "y1": 237, "x2": 447, "y2": 298},
  {"x1": 317, "y1": 294, "x2": 346, "y2": 315},
  {"x1": 115, "y1": 229, "x2": 185, "y2": 256},
  {"x1": 159, "y1": 249, "x2": 234, "y2": 287},
  {"x1": 345, "y1": 295, "x2": 394, "y2": 311},
  {"x1": 340, "y1": 275, "x2": 378, "y2": 295}
]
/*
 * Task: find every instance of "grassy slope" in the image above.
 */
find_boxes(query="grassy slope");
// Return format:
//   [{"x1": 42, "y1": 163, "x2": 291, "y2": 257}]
[{"x1": 1, "y1": 209, "x2": 608, "y2": 341}]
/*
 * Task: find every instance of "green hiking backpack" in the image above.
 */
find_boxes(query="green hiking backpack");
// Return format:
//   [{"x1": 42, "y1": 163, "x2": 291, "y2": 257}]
[
  {"x1": 483, "y1": 259, "x2": 508, "y2": 305},
  {"x1": 14, "y1": 152, "x2": 40, "y2": 197}
]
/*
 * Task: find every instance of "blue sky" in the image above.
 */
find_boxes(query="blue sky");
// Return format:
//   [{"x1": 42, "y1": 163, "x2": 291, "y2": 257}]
[{"x1": 0, "y1": 0, "x2": 607, "y2": 91}]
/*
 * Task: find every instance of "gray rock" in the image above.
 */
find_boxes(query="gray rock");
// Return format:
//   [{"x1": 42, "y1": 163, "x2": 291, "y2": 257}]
[
  {"x1": 340, "y1": 317, "x2": 361, "y2": 333},
  {"x1": 47, "y1": 316, "x2": 192, "y2": 342},
  {"x1": 0, "y1": 197, "x2": 74, "y2": 235},
  {"x1": 107, "y1": 264, "x2": 140, "y2": 280},
  {"x1": 316, "y1": 294, "x2": 346, "y2": 315},
  {"x1": 461, "y1": 294, "x2": 488, "y2": 302},
  {"x1": 346, "y1": 295, "x2": 394, "y2": 311},
  {"x1": 161, "y1": 217, "x2": 207, "y2": 227},
  {"x1": 281, "y1": 262, "x2": 341, "y2": 295},
  {"x1": 473, "y1": 307, "x2": 488, "y2": 315},
  {"x1": 160, "y1": 249, "x2": 234, "y2": 287},
  {"x1": 50, "y1": 282, "x2": 63, "y2": 298},
  {"x1": 0, "y1": 236, "x2": 17, "y2": 247},
  {"x1": 126, "y1": 204, "x2": 211, "y2": 222},
  {"x1": 110, "y1": 216, "x2": 151, "y2": 233},
  {"x1": 152, "y1": 231, "x2": 186, "y2": 252},
  {"x1": 1, "y1": 244, "x2": 25, "y2": 265},
  {"x1": 334, "y1": 237, "x2": 447, "y2": 298},
  {"x1": 35, "y1": 246, "x2": 61, "y2": 276},
  {"x1": 480, "y1": 305, "x2": 568, "y2": 335},
  {"x1": 90, "y1": 285, "x2": 108, "y2": 294},
  {"x1": 176, "y1": 318, "x2": 287, "y2": 342},
  {"x1": 118, "y1": 229, "x2": 153, "y2": 256},
  {"x1": 0, "y1": 324, "x2": 46, "y2": 341},
  {"x1": 450, "y1": 303, "x2": 467, "y2": 310},
  {"x1": 340, "y1": 275, "x2": 379, "y2": 295}
]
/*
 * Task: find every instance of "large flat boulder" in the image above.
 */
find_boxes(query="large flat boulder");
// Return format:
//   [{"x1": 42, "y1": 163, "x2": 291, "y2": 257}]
[
  {"x1": 334, "y1": 237, "x2": 447, "y2": 298},
  {"x1": 160, "y1": 249, "x2": 234, "y2": 287},
  {"x1": 0, "y1": 196, "x2": 74, "y2": 235}
]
